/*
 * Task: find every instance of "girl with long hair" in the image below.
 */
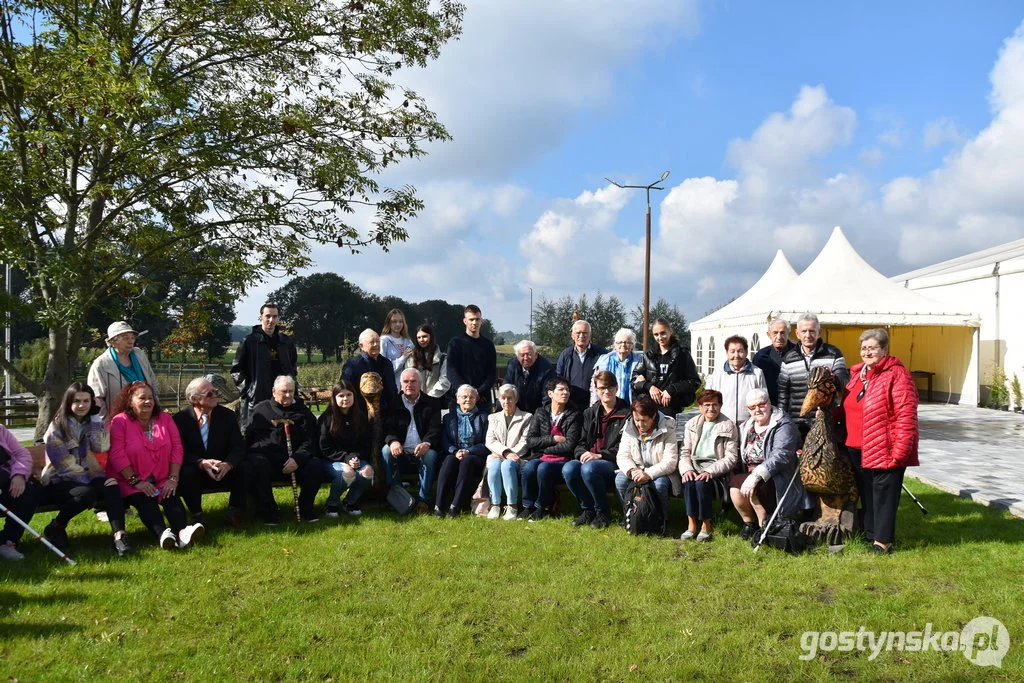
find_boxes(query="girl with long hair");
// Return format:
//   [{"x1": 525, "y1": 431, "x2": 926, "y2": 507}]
[{"x1": 317, "y1": 381, "x2": 373, "y2": 516}]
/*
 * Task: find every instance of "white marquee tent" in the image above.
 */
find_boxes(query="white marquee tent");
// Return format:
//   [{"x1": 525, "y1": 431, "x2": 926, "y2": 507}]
[{"x1": 690, "y1": 227, "x2": 982, "y2": 404}]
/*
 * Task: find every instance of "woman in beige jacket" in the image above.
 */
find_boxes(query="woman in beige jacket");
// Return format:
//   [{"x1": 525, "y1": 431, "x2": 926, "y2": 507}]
[
  {"x1": 483, "y1": 384, "x2": 533, "y2": 520},
  {"x1": 615, "y1": 396, "x2": 680, "y2": 519},
  {"x1": 679, "y1": 389, "x2": 739, "y2": 541},
  {"x1": 87, "y1": 321, "x2": 158, "y2": 416}
]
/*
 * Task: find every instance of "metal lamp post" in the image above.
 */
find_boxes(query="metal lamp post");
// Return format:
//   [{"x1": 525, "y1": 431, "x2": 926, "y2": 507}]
[{"x1": 604, "y1": 171, "x2": 670, "y2": 351}]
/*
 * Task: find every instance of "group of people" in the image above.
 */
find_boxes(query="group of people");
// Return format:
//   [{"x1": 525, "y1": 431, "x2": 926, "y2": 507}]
[{"x1": 0, "y1": 305, "x2": 919, "y2": 562}]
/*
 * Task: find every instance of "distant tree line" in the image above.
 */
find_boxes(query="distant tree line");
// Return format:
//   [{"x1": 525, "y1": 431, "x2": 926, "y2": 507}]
[
  {"x1": 531, "y1": 292, "x2": 689, "y2": 350},
  {"x1": 265, "y1": 273, "x2": 497, "y2": 362}
]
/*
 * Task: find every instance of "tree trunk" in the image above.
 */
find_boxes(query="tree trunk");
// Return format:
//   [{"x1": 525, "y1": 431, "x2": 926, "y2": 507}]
[{"x1": 34, "y1": 326, "x2": 81, "y2": 441}]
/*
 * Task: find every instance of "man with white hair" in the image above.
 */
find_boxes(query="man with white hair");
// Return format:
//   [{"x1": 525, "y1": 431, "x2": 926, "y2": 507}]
[
  {"x1": 245, "y1": 375, "x2": 323, "y2": 524},
  {"x1": 341, "y1": 328, "x2": 398, "y2": 411},
  {"x1": 778, "y1": 313, "x2": 849, "y2": 433},
  {"x1": 382, "y1": 368, "x2": 442, "y2": 512},
  {"x1": 752, "y1": 318, "x2": 796, "y2": 406},
  {"x1": 555, "y1": 320, "x2": 608, "y2": 409},
  {"x1": 173, "y1": 376, "x2": 248, "y2": 528},
  {"x1": 504, "y1": 339, "x2": 554, "y2": 413}
]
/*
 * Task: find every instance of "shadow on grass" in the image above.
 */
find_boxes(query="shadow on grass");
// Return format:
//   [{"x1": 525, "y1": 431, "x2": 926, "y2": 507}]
[
  {"x1": 897, "y1": 488, "x2": 1024, "y2": 547},
  {"x1": 0, "y1": 589, "x2": 88, "y2": 638}
]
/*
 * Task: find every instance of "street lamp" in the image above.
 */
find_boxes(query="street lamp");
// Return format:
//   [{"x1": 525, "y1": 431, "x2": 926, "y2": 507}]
[
  {"x1": 529, "y1": 286, "x2": 533, "y2": 339},
  {"x1": 604, "y1": 171, "x2": 670, "y2": 351}
]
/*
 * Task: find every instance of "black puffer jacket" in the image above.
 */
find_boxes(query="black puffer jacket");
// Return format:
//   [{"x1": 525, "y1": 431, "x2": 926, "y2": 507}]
[
  {"x1": 524, "y1": 405, "x2": 583, "y2": 461},
  {"x1": 777, "y1": 338, "x2": 849, "y2": 430},
  {"x1": 630, "y1": 340, "x2": 700, "y2": 415}
]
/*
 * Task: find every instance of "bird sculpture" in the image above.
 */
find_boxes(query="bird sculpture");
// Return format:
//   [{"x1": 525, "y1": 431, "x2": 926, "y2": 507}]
[{"x1": 798, "y1": 366, "x2": 859, "y2": 545}]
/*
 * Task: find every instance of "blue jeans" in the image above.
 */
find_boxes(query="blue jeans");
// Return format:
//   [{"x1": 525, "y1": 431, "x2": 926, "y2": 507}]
[
  {"x1": 323, "y1": 460, "x2": 372, "y2": 508},
  {"x1": 487, "y1": 458, "x2": 521, "y2": 506},
  {"x1": 615, "y1": 472, "x2": 671, "y2": 518},
  {"x1": 380, "y1": 446, "x2": 440, "y2": 504},
  {"x1": 563, "y1": 459, "x2": 618, "y2": 514},
  {"x1": 681, "y1": 479, "x2": 716, "y2": 521},
  {"x1": 521, "y1": 459, "x2": 568, "y2": 510}
]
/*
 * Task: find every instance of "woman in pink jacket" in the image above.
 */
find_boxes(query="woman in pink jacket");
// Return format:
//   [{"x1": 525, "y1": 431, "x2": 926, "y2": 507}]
[
  {"x1": 0, "y1": 423, "x2": 37, "y2": 561},
  {"x1": 108, "y1": 382, "x2": 203, "y2": 551},
  {"x1": 843, "y1": 329, "x2": 919, "y2": 554}
]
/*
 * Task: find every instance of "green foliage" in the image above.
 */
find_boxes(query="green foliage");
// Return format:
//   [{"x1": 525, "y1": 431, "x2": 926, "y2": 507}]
[
  {"x1": 632, "y1": 297, "x2": 690, "y2": 349},
  {"x1": 297, "y1": 362, "x2": 344, "y2": 390},
  {"x1": 987, "y1": 364, "x2": 1010, "y2": 408},
  {"x1": 532, "y1": 291, "x2": 628, "y2": 348},
  {"x1": 1011, "y1": 373, "x2": 1022, "y2": 409},
  {"x1": 4, "y1": 481, "x2": 1023, "y2": 680},
  {"x1": 0, "y1": 0, "x2": 464, "y2": 431},
  {"x1": 11, "y1": 337, "x2": 49, "y2": 390}
]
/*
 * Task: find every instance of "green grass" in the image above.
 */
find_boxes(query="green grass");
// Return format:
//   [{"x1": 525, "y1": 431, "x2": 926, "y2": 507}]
[{"x1": 1, "y1": 481, "x2": 1022, "y2": 681}]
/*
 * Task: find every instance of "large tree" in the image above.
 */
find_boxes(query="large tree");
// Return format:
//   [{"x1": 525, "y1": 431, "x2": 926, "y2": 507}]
[
  {"x1": 632, "y1": 298, "x2": 690, "y2": 350},
  {"x1": 0, "y1": 0, "x2": 464, "y2": 435}
]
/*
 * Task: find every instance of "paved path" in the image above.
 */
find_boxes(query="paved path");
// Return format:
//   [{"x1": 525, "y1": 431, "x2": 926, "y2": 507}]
[
  {"x1": 913, "y1": 403, "x2": 1024, "y2": 519},
  {"x1": 6, "y1": 404, "x2": 1023, "y2": 519}
]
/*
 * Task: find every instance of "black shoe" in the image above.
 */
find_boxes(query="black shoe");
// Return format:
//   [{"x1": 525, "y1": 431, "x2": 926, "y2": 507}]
[
  {"x1": 112, "y1": 536, "x2": 134, "y2": 557},
  {"x1": 433, "y1": 506, "x2": 445, "y2": 519},
  {"x1": 44, "y1": 522, "x2": 70, "y2": 551},
  {"x1": 571, "y1": 509, "x2": 596, "y2": 527},
  {"x1": 589, "y1": 511, "x2": 611, "y2": 529},
  {"x1": 527, "y1": 508, "x2": 549, "y2": 523},
  {"x1": 739, "y1": 522, "x2": 758, "y2": 540},
  {"x1": 447, "y1": 506, "x2": 460, "y2": 519},
  {"x1": 869, "y1": 543, "x2": 894, "y2": 554}
]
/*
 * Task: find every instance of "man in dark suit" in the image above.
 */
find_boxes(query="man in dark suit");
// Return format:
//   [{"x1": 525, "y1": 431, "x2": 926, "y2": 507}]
[
  {"x1": 173, "y1": 376, "x2": 248, "y2": 528},
  {"x1": 381, "y1": 368, "x2": 442, "y2": 512},
  {"x1": 504, "y1": 339, "x2": 553, "y2": 413}
]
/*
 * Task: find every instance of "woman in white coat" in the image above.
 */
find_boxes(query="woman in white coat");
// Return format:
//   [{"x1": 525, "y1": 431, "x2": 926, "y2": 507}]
[
  {"x1": 87, "y1": 321, "x2": 158, "y2": 416},
  {"x1": 483, "y1": 384, "x2": 532, "y2": 520},
  {"x1": 704, "y1": 335, "x2": 766, "y2": 425}
]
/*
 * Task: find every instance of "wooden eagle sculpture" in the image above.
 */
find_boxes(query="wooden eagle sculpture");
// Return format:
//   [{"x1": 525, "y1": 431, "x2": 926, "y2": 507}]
[
  {"x1": 798, "y1": 366, "x2": 859, "y2": 545},
  {"x1": 359, "y1": 372, "x2": 386, "y2": 495}
]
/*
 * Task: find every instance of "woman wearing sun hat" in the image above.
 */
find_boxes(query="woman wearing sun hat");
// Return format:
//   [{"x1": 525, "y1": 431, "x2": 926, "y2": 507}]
[{"x1": 87, "y1": 321, "x2": 159, "y2": 416}]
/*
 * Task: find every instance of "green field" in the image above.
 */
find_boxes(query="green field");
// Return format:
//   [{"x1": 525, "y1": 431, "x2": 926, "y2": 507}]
[{"x1": 1, "y1": 480, "x2": 1021, "y2": 681}]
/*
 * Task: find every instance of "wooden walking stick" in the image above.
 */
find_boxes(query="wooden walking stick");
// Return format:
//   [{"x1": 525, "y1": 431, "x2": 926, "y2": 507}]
[{"x1": 273, "y1": 418, "x2": 302, "y2": 522}]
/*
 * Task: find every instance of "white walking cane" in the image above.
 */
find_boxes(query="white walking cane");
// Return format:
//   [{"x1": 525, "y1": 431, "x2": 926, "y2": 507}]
[
  {"x1": 753, "y1": 457, "x2": 802, "y2": 554},
  {"x1": 0, "y1": 500, "x2": 76, "y2": 565}
]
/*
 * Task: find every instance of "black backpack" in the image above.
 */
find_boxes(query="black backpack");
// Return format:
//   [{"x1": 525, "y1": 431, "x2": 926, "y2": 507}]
[
  {"x1": 751, "y1": 517, "x2": 811, "y2": 555},
  {"x1": 623, "y1": 480, "x2": 666, "y2": 536}
]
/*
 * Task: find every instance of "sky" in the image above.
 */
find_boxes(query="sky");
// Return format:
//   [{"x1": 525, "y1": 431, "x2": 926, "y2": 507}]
[{"x1": 235, "y1": 1, "x2": 1024, "y2": 336}]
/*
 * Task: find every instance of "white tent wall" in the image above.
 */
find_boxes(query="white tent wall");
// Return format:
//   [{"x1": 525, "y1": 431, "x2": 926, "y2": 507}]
[
  {"x1": 896, "y1": 251, "x2": 1024, "y2": 408},
  {"x1": 692, "y1": 322, "x2": 976, "y2": 405}
]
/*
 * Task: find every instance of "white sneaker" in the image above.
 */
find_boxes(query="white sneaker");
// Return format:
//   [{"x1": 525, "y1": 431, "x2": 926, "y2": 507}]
[
  {"x1": 0, "y1": 541, "x2": 24, "y2": 561},
  {"x1": 177, "y1": 523, "x2": 205, "y2": 548},
  {"x1": 159, "y1": 528, "x2": 178, "y2": 549},
  {"x1": 503, "y1": 506, "x2": 519, "y2": 521},
  {"x1": 487, "y1": 506, "x2": 501, "y2": 520}
]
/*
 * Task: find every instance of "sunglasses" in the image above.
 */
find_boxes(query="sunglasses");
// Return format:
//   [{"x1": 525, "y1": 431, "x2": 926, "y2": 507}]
[{"x1": 201, "y1": 390, "x2": 219, "y2": 399}]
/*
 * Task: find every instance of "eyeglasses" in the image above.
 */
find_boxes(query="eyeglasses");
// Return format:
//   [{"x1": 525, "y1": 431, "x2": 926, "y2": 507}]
[
  {"x1": 746, "y1": 401, "x2": 769, "y2": 410},
  {"x1": 595, "y1": 385, "x2": 616, "y2": 393},
  {"x1": 860, "y1": 346, "x2": 882, "y2": 354},
  {"x1": 201, "y1": 390, "x2": 219, "y2": 399},
  {"x1": 614, "y1": 341, "x2": 633, "y2": 346}
]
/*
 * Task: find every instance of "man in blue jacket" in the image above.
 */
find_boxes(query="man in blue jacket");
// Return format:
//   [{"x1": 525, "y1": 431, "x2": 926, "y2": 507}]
[
  {"x1": 341, "y1": 329, "x2": 398, "y2": 412},
  {"x1": 555, "y1": 320, "x2": 608, "y2": 410}
]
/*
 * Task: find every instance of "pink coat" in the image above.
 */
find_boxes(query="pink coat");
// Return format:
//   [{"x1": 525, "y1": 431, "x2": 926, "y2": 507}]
[
  {"x1": 108, "y1": 412, "x2": 183, "y2": 499},
  {"x1": 0, "y1": 424, "x2": 32, "y2": 479}
]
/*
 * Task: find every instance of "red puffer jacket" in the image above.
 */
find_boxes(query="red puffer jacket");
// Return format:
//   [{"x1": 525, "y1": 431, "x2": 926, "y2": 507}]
[{"x1": 844, "y1": 355, "x2": 919, "y2": 469}]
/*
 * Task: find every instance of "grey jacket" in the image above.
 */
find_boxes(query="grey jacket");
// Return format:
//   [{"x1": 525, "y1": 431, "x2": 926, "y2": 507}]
[{"x1": 738, "y1": 407, "x2": 806, "y2": 519}]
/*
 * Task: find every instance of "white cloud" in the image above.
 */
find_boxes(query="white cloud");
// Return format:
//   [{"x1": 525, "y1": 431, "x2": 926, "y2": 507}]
[
  {"x1": 399, "y1": 1, "x2": 701, "y2": 180},
  {"x1": 858, "y1": 147, "x2": 884, "y2": 165},
  {"x1": 922, "y1": 117, "x2": 966, "y2": 148}
]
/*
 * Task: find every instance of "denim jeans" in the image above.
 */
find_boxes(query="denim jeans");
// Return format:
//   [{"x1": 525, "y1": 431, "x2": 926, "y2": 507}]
[
  {"x1": 615, "y1": 472, "x2": 671, "y2": 517},
  {"x1": 521, "y1": 459, "x2": 568, "y2": 510},
  {"x1": 380, "y1": 446, "x2": 440, "y2": 504},
  {"x1": 562, "y1": 459, "x2": 618, "y2": 514},
  {"x1": 681, "y1": 479, "x2": 716, "y2": 521},
  {"x1": 487, "y1": 457, "x2": 522, "y2": 506},
  {"x1": 323, "y1": 461, "x2": 372, "y2": 508}
]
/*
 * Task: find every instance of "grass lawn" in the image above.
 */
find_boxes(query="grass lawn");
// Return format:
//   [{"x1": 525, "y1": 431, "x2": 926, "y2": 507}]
[{"x1": 1, "y1": 480, "x2": 1021, "y2": 681}]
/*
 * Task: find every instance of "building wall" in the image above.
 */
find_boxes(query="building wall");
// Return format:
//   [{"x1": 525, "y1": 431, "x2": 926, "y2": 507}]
[{"x1": 901, "y1": 257, "x2": 1024, "y2": 408}]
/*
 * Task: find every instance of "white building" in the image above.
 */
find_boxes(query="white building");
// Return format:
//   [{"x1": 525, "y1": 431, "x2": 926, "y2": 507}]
[{"x1": 894, "y1": 237, "x2": 1024, "y2": 408}]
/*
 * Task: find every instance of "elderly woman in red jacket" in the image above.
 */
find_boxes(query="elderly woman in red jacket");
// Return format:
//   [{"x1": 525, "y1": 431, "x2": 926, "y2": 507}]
[{"x1": 843, "y1": 328, "x2": 919, "y2": 554}]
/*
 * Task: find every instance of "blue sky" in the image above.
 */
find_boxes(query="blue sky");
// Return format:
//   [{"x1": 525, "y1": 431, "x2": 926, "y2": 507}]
[{"x1": 238, "y1": 1, "x2": 1024, "y2": 336}]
